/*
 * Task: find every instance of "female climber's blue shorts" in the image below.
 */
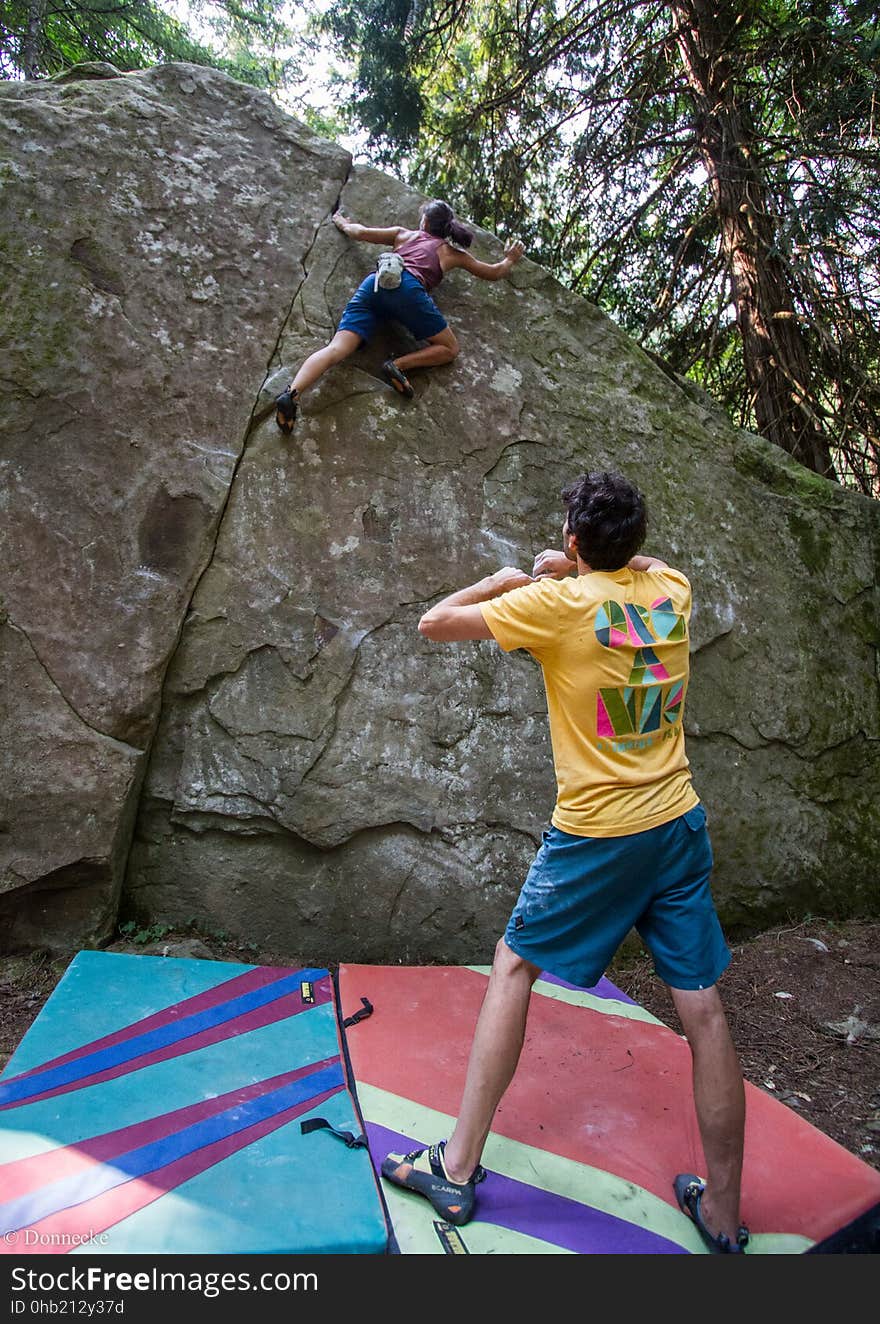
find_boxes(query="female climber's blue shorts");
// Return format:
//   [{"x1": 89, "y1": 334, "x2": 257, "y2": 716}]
[
  {"x1": 504, "y1": 803, "x2": 731, "y2": 991},
  {"x1": 337, "y1": 269, "x2": 448, "y2": 342}
]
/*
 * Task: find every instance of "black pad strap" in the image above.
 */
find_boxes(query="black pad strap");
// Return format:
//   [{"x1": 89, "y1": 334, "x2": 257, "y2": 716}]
[
  {"x1": 300, "y1": 1117, "x2": 368, "y2": 1149},
  {"x1": 343, "y1": 996, "x2": 374, "y2": 1028}
]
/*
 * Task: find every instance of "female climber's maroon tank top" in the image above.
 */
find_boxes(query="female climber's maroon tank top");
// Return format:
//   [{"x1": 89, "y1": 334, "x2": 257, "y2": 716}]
[{"x1": 395, "y1": 232, "x2": 445, "y2": 291}]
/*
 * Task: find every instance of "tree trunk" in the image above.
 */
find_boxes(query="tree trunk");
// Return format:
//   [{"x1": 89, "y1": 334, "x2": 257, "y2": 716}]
[
  {"x1": 671, "y1": 0, "x2": 835, "y2": 479},
  {"x1": 21, "y1": 0, "x2": 47, "y2": 79}
]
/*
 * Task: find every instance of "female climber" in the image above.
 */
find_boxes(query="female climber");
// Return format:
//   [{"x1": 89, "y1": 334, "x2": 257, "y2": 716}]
[{"x1": 274, "y1": 199, "x2": 525, "y2": 433}]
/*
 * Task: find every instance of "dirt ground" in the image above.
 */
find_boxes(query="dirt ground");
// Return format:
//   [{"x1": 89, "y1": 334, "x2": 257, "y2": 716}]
[
  {"x1": 1, "y1": 915, "x2": 878, "y2": 1175},
  {"x1": 609, "y1": 915, "x2": 880, "y2": 1172}
]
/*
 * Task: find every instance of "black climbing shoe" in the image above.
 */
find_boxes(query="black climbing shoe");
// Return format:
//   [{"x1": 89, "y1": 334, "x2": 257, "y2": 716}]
[
  {"x1": 381, "y1": 359, "x2": 414, "y2": 399},
  {"x1": 275, "y1": 385, "x2": 299, "y2": 435},
  {"x1": 381, "y1": 1141, "x2": 485, "y2": 1226},
  {"x1": 674, "y1": 1173, "x2": 749, "y2": 1253}
]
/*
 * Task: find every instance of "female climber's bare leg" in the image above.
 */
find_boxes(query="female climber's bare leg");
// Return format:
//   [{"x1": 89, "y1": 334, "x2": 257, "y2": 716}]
[
  {"x1": 392, "y1": 327, "x2": 459, "y2": 374},
  {"x1": 290, "y1": 329, "x2": 363, "y2": 395},
  {"x1": 276, "y1": 329, "x2": 363, "y2": 434}
]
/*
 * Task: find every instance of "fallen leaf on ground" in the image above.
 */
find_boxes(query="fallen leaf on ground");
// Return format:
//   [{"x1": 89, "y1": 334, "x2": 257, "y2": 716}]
[{"x1": 822, "y1": 1009, "x2": 880, "y2": 1045}]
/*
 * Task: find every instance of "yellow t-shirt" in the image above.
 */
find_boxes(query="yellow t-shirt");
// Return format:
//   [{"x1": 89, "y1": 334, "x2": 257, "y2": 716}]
[{"x1": 480, "y1": 567, "x2": 699, "y2": 837}]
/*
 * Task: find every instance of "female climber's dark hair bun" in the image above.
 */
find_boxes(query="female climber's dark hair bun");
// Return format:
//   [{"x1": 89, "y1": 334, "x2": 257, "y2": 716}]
[
  {"x1": 447, "y1": 217, "x2": 474, "y2": 248},
  {"x1": 420, "y1": 199, "x2": 474, "y2": 249}
]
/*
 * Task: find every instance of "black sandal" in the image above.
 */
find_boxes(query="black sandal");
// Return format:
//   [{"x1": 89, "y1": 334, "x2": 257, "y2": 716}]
[
  {"x1": 275, "y1": 385, "x2": 299, "y2": 435},
  {"x1": 674, "y1": 1173, "x2": 749, "y2": 1253},
  {"x1": 381, "y1": 359, "x2": 414, "y2": 399}
]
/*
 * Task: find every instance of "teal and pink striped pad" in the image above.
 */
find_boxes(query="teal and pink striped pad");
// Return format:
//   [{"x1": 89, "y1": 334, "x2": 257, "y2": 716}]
[{"x1": 0, "y1": 951, "x2": 388, "y2": 1254}]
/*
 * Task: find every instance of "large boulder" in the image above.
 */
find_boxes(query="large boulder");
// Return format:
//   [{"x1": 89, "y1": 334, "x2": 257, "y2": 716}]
[
  {"x1": 0, "y1": 63, "x2": 348, "y2": 947},
  {"x1": 2, "y1": 65, "x2": 878, "y2": 960}
]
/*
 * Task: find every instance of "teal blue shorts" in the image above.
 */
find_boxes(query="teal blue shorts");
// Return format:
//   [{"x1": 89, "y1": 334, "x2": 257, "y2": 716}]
[
  {"x1": 504, "y1": 803, "x2": 730, "y2": 991},
  {"x1": 338, "y1": 270, "x2": 448, "y2": 342}
]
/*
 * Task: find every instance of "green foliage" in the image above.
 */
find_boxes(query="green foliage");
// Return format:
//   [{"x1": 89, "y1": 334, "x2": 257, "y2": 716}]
[
  {"x1": 117, "y1": 919, "x2": 173, "y2": 945},
  {"x1": 322, "y1": 0, "x2": 880, "y2": 492},
  {"x1": 322, "y1": 0, "x2": 423, "y2": 157},
  {"x1": 0, "y1": 0, "x2": 298, "y2": 91},
  {"x1": 298, "y1": 99, "x2": 351, "y2": 143}
]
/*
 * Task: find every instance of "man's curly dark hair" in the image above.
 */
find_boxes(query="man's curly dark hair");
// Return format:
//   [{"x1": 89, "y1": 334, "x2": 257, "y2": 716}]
[{"x1": 562, "y1": 471, "x2": 647, "y2": 570}]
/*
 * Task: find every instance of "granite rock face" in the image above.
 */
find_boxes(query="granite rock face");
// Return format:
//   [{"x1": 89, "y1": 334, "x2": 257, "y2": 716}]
[
  {"x1": 2, "y1": 64, "x2": 878, "y2": 959},
  {"x1": 0, "y1": 63, "x2": 348, "y2": 947}
]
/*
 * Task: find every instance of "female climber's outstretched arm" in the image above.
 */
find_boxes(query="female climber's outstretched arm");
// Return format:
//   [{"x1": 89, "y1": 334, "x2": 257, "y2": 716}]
[
  {"x1": 443, "y1": 238, "x2": 525, "y2": 281},
  {"x1": 332, "y1": 212, "x2": 409, "y2": 245}
]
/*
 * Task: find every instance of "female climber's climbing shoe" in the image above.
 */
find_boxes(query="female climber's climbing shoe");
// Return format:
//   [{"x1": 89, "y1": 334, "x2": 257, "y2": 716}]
[
  {"x1": 275, "y1": 385, "x2": 299, "y2": 435},
  {"x1": 381, "y1": 359, "x2": 415, "y2": 399},
  {"x1": 381, "y1": 1141, "x2": 485, "y2": 1226},
  {"x1": 674, "y1": 1173, "x2": 750, "y2": 1253}
]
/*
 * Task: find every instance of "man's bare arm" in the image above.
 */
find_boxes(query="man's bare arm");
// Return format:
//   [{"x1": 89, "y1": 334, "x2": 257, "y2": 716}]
[
  {"x1": 533, "y1": 549, "x2": 668, "y2": 577},
  {"x1": 532, "y1": 549, "x2": 576, "y2": 579},
  {"x1": 419, "y1": 567, "x2": 533, "y2": 642},
  {"x1": 628, "y1": 554, "x2": 669, "y2": 571}
]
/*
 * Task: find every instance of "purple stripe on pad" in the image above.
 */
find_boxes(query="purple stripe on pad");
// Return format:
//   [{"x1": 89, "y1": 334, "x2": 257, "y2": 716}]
[
  {"x1": 5, "y1": 968, "x2": 291, "y2": 1081},
  {"x1": 0, "y1": 968, "x2": 331, "y2": 1108},
  {"x1": 2, "y1": 1063, "x2": 346, "y2": 1234},
  {"x1": 538, "y1": 971, "x2": 638, "y2": 1007},
  {"x1": 3, "y1": 990, "x2": 329, "y2": 1112},
  {"x1": 369, "y1": 1122, "x2": 686, "y2": 1255}
]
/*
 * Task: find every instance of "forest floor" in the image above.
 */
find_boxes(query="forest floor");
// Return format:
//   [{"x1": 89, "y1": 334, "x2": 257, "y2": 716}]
[
  {"x1": 1, "y1": 915, "x2": 878, "y2": 1173},
  {"x1": 608, "y1": 915, "x2": 880, "y2": 1173}
]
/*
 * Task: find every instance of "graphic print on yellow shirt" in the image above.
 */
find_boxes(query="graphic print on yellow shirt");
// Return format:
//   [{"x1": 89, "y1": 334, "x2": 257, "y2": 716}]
[
  {"x1": 594, "y1": 595, "x2": 687, "y2": 742},
  {"x1": 480, "y1": 568, "x2": 699, "y2": 838}
]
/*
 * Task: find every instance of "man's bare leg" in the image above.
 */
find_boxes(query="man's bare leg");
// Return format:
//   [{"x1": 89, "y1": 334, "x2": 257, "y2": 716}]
[
  {"x1": 670, "y1": 983, "x2": 746, "y2": 1243},
  {"x1": 442, "y1": 939, "x2": 541, "y2": 1183}
]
